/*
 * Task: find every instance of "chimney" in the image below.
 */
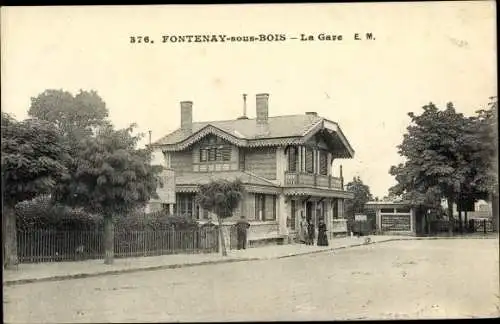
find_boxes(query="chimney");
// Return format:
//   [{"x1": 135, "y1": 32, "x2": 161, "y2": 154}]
[
  {"x1": 306, "y1": 111, "x2": 318, "y2": 116},
  {"x1": 256, "y1": 93, "x2": 269, "y2": 125},
  {"x1": 255, "y1": 93, "x2": 270, "y2": 136},
  {"x1": 237, "y1": 94, "x2": 249, "y2": 120},
  {"x1": 180, "y1": 101, "x2": 193, "y2": 132}
]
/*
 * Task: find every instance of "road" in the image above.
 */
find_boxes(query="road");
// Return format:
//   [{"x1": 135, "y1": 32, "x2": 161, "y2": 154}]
[{"x1": 3, "y1": 239, "x2": 499, "y2": 322}]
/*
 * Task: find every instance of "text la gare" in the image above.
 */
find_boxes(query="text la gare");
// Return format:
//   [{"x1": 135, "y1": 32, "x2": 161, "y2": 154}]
[{"x1": 300, "y1": 33, "x2": 375, "y2": 41}]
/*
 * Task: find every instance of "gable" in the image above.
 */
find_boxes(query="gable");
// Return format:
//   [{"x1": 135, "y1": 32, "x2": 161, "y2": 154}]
[{"x1": 152, "y1": 115, "x2": 354, "y2": 158}]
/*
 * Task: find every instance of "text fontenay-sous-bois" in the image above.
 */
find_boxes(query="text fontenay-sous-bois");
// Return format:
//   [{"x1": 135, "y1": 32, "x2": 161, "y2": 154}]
[{"x1": 129, "y1": 33, "x2": 376, "y2": 44}]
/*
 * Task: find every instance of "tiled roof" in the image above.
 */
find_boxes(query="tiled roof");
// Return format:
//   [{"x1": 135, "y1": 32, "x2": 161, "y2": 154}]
[
  {"x1": 154, "y1": 114, "x2": 322, "y2": 146},
  {"x1": 175, "y1": 171, "x2": 277, "y2": 187}
]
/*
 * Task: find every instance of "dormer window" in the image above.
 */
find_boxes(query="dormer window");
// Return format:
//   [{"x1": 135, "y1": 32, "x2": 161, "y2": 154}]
[{"x1": 199, "y1": 142, "x2": 232, "y2": 163}]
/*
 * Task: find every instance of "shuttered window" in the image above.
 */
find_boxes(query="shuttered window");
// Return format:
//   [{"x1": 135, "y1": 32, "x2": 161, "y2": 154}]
[
  {"x1": 288, "y1": 147, "x2": 298, "y2": 172},
  {"x1": 305, "y1": 147, "x2": 314, "y2": 173},
  {"x1": 319, "y1": 151, "x2": 328, "y2": 175},
  {"x1": 208, "y1": 148, "x2": 217, "y2": 161},
  {"x1": 200, "y1": 146, "x2": 231, "y2": 162},
  {"x1": 222, "y1": 147, "x2": 231, "y2": 161},
  {"x1": 200, "y1": 149, "x2": 208, "y2": 162}
]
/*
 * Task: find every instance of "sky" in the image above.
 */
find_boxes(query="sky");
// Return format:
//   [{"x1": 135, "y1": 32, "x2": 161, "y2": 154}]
[{"x1": 1, "y1": 2, "x2": 497, "y2": 198}]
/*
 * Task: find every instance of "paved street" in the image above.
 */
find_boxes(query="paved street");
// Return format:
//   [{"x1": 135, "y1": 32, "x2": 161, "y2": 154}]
[{"x1": 4, "y1": 239, "x2": 499, "y2": 322}]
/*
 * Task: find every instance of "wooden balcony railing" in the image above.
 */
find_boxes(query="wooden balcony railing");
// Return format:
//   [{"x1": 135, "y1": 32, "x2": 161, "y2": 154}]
[{"x1": 284, "y1": 172, "x2": 343, "y2": 190}]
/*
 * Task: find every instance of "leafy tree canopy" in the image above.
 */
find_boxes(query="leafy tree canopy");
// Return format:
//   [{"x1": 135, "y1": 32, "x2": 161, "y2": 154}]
[
  {"x1": 28, "y1": 89, "x2": 110, "y2": 139},
  {"x1": 344, "y1": 176, "x2": 373, "y2": 214},
  {"x1": 195, "y1": 179, "x2": 245, "y2": 218},
  {"x1": 1, "y1": 113, "x2": 69, "y2": 207},
  {"x1": 389, "y1": 100, "x2": 498, "y2": 209},
  {"x1": 53, "y1": 123, "x2": 162, "y2": 217}
]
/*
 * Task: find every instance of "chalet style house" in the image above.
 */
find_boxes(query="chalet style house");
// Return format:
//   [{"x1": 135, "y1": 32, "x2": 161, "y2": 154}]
[{"x1": 149, "y1": 93, "x2": 355, "y2": 245}]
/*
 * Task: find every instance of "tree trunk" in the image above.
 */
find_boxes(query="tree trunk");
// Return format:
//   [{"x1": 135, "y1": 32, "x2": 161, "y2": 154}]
[
  {"x1": 3, "y1": 205, "x2": 19, "y2": 270},
  {"x1": 426, "y1": 211, "x2": 431, "y2": 235},
  {"x1": 458, "y1": 204, "x2": 463, "y2": 234},
  {"x1": 491, "y1": 193, "x2": 499, "y2": 233},
  {"x1": 447, "y1": 198, "x2": 454, "y2": 236},
  {"x1": 464, "y1": 210, "x2": 468, "y2": 233},
  {"x1": 217, "y1": 215, "x2": 227, "y2": 257},
  {"x1": 104, "y1": 215, "x2": 115, "y2": 264}
]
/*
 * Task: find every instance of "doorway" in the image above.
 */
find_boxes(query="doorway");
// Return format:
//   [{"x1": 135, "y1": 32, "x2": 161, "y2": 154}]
[{"x1": 306, "y1": 201, "x2": 314, "y2": 225}]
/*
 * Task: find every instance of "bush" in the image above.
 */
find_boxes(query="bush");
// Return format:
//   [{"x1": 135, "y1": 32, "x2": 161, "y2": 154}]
[
  {"x1": 114, "y1": 211, "x2": 200, "y2": 232},
  {"x1": 16, "y1": 195, "x2": 102, "y2": 231},
  {"x1": 16, "y1": 196, "x2": 202, "y2": 232}
]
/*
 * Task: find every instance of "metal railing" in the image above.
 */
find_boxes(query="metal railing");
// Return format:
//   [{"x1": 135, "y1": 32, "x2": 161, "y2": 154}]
[{"x1": 17, "y1": 227, "x2": 219, "y2": 263}]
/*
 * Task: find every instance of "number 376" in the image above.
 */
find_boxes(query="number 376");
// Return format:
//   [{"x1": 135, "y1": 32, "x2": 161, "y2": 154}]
[{"x1": 130, "y1": 36, "x2": 152, "y2": 44}]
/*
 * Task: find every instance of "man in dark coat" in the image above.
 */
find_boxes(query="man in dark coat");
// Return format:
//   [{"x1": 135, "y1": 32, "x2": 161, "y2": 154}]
[{"x1": 235, "y1": 216, "x2": 251, "y2": 250}]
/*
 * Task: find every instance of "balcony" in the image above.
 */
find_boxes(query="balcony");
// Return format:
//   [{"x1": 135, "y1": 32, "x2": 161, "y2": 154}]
[{"x1": 284, "y1": 171, "x2": 343, "y2": 190}]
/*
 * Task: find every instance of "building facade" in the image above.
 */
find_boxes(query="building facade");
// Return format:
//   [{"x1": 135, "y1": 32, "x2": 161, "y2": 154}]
[{"x1": 149, "y1": 93, "x2": 355, "y2": 245}]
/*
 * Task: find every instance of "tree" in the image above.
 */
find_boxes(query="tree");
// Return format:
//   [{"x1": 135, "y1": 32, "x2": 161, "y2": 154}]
[
  {"x1": 53, "y1": 123, "x2": 162, "y2": 264},
  {"x1": 389, "y1": 102, "x2": 495, "y2": 235},
  {"x1": 466, "y1": 96, "x2": 499, "y2": 231},
  {"x1": 195, "y1": 179, "x2": 245, "y2": 257},
  {"x1": 344, "y1": 176, "x2": 373, "y2": 230},
  {"x1": 1, "y1": 113, "x2": 68, "y2": 269},
  {"x1": 28, "y1": 89, "x2": 110, "y2": 139}
]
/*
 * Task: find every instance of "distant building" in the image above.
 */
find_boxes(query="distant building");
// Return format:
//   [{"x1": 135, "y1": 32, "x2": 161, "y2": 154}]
[
  {"x1": 440, "y1": 199, "x2": 492, "y2": 219},
  {"x1": 148, "y1": 93, "x2": 355, "y2": 246}
]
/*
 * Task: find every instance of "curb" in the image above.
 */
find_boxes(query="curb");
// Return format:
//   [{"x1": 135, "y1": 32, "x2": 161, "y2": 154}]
[
  {"x1": 4, "y1": 235, "x2": 497, "y2": 286},
  {"x1": 3, "y1": 257, "x2": 260, "y2": 287}
]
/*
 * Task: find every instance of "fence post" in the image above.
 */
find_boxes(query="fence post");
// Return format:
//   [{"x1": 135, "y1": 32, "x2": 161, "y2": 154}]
[{"x1": 484, "y1": 219, "x2": 487, "y2": 234}]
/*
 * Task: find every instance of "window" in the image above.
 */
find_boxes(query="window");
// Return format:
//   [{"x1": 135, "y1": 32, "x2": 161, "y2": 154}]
[
  {"x1": 332, "y1": 199, "x2": 339, "y2": 219},
  {"x1": 288, "y1": 147, "x2": 298, "y2": 172},
  {"x1": 255, "y1": 194, "x2": 266, "y2": 221},
  {"x1": 176, "y1": 193, "x2": 194, "y2": 218},
  {"x1": 222, "y1": 147, "x2": 231, "y2": 161},
  {"x1": 319, "y1": 151, "x2": 328, "y2": 175},
  {"x1": 239, "y1": 149, "x2": 245, "y2": 170},
  {"x1": 199, "y1": 145, "x2": 232, "y2": 163},
  {"x1": 208, "y1": 148, "x2": 217, "y2": 161},
  {"x1": 381, "y1": 208, "x2": 394, "y2": 213},
  {"x1": 200, "y1": 149, "x2": 208, "y2": 162},
  {"x1": 305, "y1": 147, "x2": 314, "y2": 173},
  {"x1": 272, "y1": 196, "x2": 277, "y2": 220},
  {"x1": 396, "y1": 207, "x2": 410, "y2": 213},
  {"x1": 195, "y1": 204, "x2": 200, "y2": 220}
]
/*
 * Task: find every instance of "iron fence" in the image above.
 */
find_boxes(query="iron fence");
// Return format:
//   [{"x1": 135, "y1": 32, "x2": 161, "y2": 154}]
[
  {"x1": 428, "y1": 219, "x2": 494, "y2": 234},
  {"x1": 17, "y1": 227, "x2": 219, "y2": 263}
]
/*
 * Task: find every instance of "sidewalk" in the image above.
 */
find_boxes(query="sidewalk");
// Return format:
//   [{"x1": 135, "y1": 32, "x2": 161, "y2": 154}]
[
  {"x1": 4, "y1": 235, "x2": 413, "y2": 286},
  {"x1": 4, "y1": 234, "x2": 496, "y2": 286}
]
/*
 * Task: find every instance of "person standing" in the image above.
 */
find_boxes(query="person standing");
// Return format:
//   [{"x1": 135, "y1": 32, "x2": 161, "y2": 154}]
[
  {"x1": 307, "y1": 218, "x2": 315, "y2": 245},
  {"x1": 235, "y1": 216, "x2": 251, "y2": 250},
  {"x1": 317, "y1": 219, "x2": 329, "y2": 246}
]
